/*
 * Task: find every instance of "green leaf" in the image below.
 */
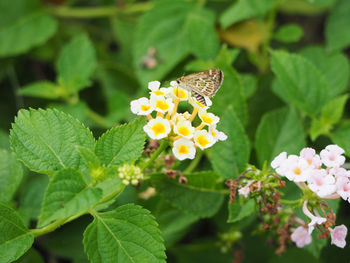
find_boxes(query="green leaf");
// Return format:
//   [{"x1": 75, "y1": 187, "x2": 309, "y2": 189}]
[
  {"x1": 151, "y1": 172, "x2": 225, "y2": 218},
  {"x1": 133, "y1": 0, "x2": 219, "y2": 84},
  {"x1": 255, "y1": 108, "x2": 306, "y2": 167},
  {"x1": 0, "y1": 204, "x2": 34, "y2": 263},
  {"x1": 19, "y1": 81, "x2": 61, "y2": 99},
  {"x1": 95, "y1": 118, "x2": 146, "y2": 166},
  {"x1": 220, "y1": 0, "x2": 275, "y2": 29},
  {"x1": 83, "y1": 204, "x2": 166, "y2": 263},
  {"x1": 310, "y1": 94, "x2": 348, "y2": 140},
  {"x1": 240, "y1": 74, "x2": 258, "y2": 100},
  {"x1": 0, "y1": 150, "x2": 23, "y2": 203},
  {"x1": 270, "y1": 50, "x2": 330, "y2": 117},
  {"x1": 14, "y1": 248, "x2": 44, "y2": 263},
  {"x1": 210, "y1": 47, "x2": 247, "y2": 124},
  {"x1": 300, "y1": 46, "x2": 349, "y2": 98},
  {"x1": 274, "y1": 24, "x2": 304, "y2": 43},
  {"x1": 56, "y1": 34, "x2": 97, "y2": 92},
  {"x1": 227, "y1": 199, "x2": 255, "y2": 223},
  {"x1": 19, "y1": 175, "x2": 48, "y2": 222},
  {"x1": 77, "y1": 146, "x2": 100, "y2": 170},
  {"x1": 153, "y1": 199, "x2": 198, "y2": 246},
  {"x1": 38, "y1": 169, "x2": 102, "y2": 227},
  {"x1": 331, "y1": 122, "x2": 350, "y2": 157},
  {"x1": 210, "y1": 107, "x2": 250, "y2": 179},
  {"x1": 326, "y1": 0, "x2": 350, "y2": 51},
  {"x1": 0, "y1": 130, "x2": 10, "y2": 150},
  {"x1": 0, "y1": 12, "x2": 57, "y2": 57},
  {"x1": 10, "y1": 108, "x2": 95, "y2": 174}
]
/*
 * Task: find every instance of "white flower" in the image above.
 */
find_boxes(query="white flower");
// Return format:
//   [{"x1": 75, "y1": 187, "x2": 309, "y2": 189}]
[
  {"x1": 330, "y1": 167, "x2": 350, "y2": 179},
  {"x1": 271, "y1": 152, "x2": 287, "y2": 169},
  {"x1": 168, "y1": 86, "x2": 189, "y2": 101},
  {"x1": 336, "y1": 176, "x2": 350, "y2": 202},
  {"x1": 174, "y1": 120, "x2": 195, "y2": 139},
  {"x1": 130, "y1": 97, "x2": 153, "y2": 115},
  {"x1": 198, "y1": 111, "x2": 220, "y2": 126},
  {"x1": 238, "y1": 181, "x2": 253, "y2": 198},
  {"x1": 143, "y1": 117, "x2": 171, "y2": 140},
  {"x1": 300, "y1": 147, "x2": 321, "y2": 168},
  {"x1": 172, "y1": 138, "x2": 196, "y2": 160},
  {"x1": 320, "y1": 144, "x2": 345, "y2": 168},
  {"x1": 329, "y1": 225, "x2": 347, "y2": 248},
  {"x1": 148, "y1": 80, "x2": 161, "y2": 91},
  {"x1": 209, "y1": 126, "x2": 227, "y2": 142},
  {"x1": 148, "y1": 80, "x2": 169, "y2": 96},
  {"x1": 302, "y1": 201, "x2": 327, "y2": 234},
  {"x1": 307, "y1": 169, "x2": 336, "y2": 197},
  {"x1": 193, "y1": 130, "x2": 215, "y2": 150},
  {"x1": 291, "y1": 226, "x2": 312, "y2": 248},
  {"x1": 283, "y1": 155, "x2": 310, "y2": 182},
  {"x1": 150, "y1": 95, "x2": 174, "y2": 114}
]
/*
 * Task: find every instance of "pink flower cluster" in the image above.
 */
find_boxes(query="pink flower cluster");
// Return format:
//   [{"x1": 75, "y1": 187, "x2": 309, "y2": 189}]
[{"x1": 271, "y1": 145, "x2": 350, "y2": 200}]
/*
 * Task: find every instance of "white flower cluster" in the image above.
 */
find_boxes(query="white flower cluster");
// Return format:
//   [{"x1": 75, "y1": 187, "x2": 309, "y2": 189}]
[
  {"x1": 271, "y1": 145, "x2": 350, "y2": 200},
  {"x1": 130, "y1": 80, "x2": 227, "y2": 160},
  {"x1": 118, "y1": 164, "x2": 143, "y2": 185}
]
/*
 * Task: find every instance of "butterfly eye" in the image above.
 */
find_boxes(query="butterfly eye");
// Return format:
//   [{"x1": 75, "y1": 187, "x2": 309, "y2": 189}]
[{"x1": 176, "y1": 79, "x2": 180, "y2": 84}]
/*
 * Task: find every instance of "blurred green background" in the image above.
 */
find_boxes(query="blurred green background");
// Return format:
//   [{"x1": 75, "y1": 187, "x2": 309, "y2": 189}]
[{"x1": 1, "y1": 0, "x2": 350, "y2": 262}]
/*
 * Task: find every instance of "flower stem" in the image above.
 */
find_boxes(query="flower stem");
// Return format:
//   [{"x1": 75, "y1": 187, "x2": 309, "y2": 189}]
[
  {"x1": 279, "y1": 199, "x2": 301, "y2": 205},
  {"x1": 189, "y1": 108, "x2": 199, "y2": 122},
  {"x1": 184, "y1": 150, "x2": 204, "y2": 174},
  {"x1": 141, "y1": 140, "x2": 168, "y2": 172}
]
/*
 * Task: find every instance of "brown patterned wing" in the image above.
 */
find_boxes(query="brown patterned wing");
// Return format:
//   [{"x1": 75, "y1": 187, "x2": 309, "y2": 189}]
[
  {"x1": 177, "y1": 68, "x2": 224, "y2": 98},
  {"x1": 192, "y1": 91, "x2": 207, "y2": 106}
]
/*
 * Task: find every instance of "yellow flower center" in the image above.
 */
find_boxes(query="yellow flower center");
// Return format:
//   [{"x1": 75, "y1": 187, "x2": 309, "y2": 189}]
[
  {"x1": 211, "y1": 131, "x2": 217, "y2": 137},
  {"x1": 173, "y1": 88, "x2": 187, "y2": 99},
  {"x1": 156, "y1": 100, "x2": 169, "y2": 111},
  {"x1": 141, "y1": 105, "x2": 151, "y2": 111},
  {"x1": 195, "y1": 101, "x2": 205, "y2": 108},
  {"x1": 151, "y1": 123, "x2": 166, "y2": 136},
  {"x1": 178, "y1": 126, "x2": 190, "y2": 137},
  {"x1": 201, "y1": 114, "x2": 213, "y2": 124},
  {"x1": 178, "y1": 145, "x2": 189, "y2": 155},
  {"x1": 153, "y1": 90, "x2": 165, "y2": 95},
  {"x1": 196, "y1": 135, "x2": 209, "y2": 147},
  {"x1": 294, "y1": 167, "x2": 301, "y2": 175}
]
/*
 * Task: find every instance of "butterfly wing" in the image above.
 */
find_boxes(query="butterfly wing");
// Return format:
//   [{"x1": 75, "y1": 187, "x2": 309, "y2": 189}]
[
  {"x1": 192, "y1": 91, "x2": 207, "y2": 106},
  {"x1": 179, "y1": 68, "x2": 224, "y2": 97}
]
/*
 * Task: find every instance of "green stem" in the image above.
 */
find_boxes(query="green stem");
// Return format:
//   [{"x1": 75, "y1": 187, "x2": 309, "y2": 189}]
[
  {"x1": 46, "y1": 3, "x2": 152, "y2": 18},
  {"x1": 184, "y1": 150, "x2": 204, "y2": 174},
  {"x1": 141, "y1": 140, "x2": 168, "y2": 172},
  {"x1": 279, "y1": 199, "x2": 301, "y2": 205},
  {"x1": 86, "y1": 108, "x2": 111, "y2": 129}
]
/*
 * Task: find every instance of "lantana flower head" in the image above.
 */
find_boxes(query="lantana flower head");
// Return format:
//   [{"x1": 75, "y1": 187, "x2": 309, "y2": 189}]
[
  {"x1": 300, "y1": 147, "x2": 321, "y2": 168},
  {"x1": 282, "y1": 155, "x2": 310, "y2": 182},
  {"x1": 307, "y1": 169, "x2": 336, "y2": 198},
  {"x1": 130, "y1": 79, "x2": 227, "y2": 161}
]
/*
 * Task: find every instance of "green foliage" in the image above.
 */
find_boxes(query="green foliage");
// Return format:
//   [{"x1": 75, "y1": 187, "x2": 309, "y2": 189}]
[
  {"x1": 83, "y1": 204, "x2": 166, "y2": 263},
  {"x1": 38, "y1": 169, "x2": 102, "y2": 227},
  {"x1": 326, "y1": 0, "x2": 350, "y2": 51},
  {"x1": 0, "y1": 204, "x2": 34, "y2": 263},
  {"x1": 18, "y1": 81, "x2": 61, "y2": 99},
  {"x1": 10, "y1": 108, "x2": 95, "y2": 174},
  {"x1": 133, "y1": 0, "x2": 219, "y2": 84},
  {"x1": 0, "y1": 150, "x2": 23, "y2": 203},
  {"x1": 210, "y1": 107, "x2": 250, "y2": 179},
  {"x1": 227, "y1": 199, "x2": 255, "y2": 223},
  {"x1": 255, "y1": 108, "x2": 306, "y2": 166},
  {"x1": 274, "y1": 24, "x2": 304, "y2": 43},
  {"x1": 95, "y1": 118, "x2": 146, "y2": 166},
  {"x1": 271, "y1": 50, "x2": 330, "y2": 117},
  {"x1": 0, "y1": 0, "x2": 57, "y2": 57},
  {"x1": 56, "y1": 34, "x2": 97, "y2": 92},
  {"x1": 331, "y1": 122, "x2": 350, "y2": 157},
  {"x1": 151, "y1": 172, "x2": 224, "y2": 218},
  {"x1": 220, "y1": 0, "x2": 275, "y2": 29}
]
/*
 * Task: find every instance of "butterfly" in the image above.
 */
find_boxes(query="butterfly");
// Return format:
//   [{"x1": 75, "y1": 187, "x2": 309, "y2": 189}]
[{"x1": 176, "y1": 68, "x2": 224, "y2": 106}]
